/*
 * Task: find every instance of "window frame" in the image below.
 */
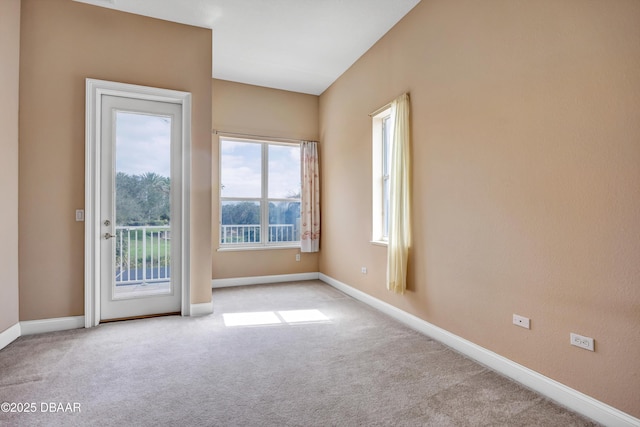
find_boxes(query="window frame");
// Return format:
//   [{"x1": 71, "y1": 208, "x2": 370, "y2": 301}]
[
  {"x1": 372, "y1": 107, "x2": 392, "y2": 245},
  {"x1": 219, "y1": 137, "x2": 301, "y2": 249}
]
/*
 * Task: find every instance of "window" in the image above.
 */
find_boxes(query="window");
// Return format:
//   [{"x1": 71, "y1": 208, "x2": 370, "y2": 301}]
[
  {"x1": 220, "y1": 137, "x2": 301, "y2": 248},
  {"x1": 372, "y1": 107, "x2": 392, "y2": 244}
]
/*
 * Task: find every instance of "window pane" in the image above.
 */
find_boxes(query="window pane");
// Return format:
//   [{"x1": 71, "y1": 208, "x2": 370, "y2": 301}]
[
  {"x1": 268, "y1": 144, "x2": 300, "y2": 199},
  {"x1": 382, "y1": 115, "x2": 392, "y2": 239},
  {"x1": 382, "y1": 116, "x2": 392, "y2": 176},
  {"x1": 220, "y1": 140, "x2": 261, "y2": 198},
  {"x1": 383, "y1": 178, "x2": 390, "y2": 239},
  {"x1": 221, "y1": 200, "x2": 261, "y2": 244},
  {"x1": 268, "y1": 201, "x2": 300, "y2": 243}
]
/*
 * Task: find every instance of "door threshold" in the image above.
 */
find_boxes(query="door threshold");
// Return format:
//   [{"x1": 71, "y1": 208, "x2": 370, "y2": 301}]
[{"x1": 100, "y1": 312, "x2": 181, "y2": 323}]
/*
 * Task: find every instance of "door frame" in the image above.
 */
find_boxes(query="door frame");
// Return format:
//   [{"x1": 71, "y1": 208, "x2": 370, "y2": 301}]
[{"x1": 84, "y1": 78, "x2": 192, "y2": 327}]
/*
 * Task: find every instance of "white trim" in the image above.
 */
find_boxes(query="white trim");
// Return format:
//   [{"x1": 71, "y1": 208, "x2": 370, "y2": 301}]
[
  {"x1": 218, "y1": 137, "x2": 302, "y2": 250},
  {"x1": 319, "y1": 273, "x2": 640, "y2": 427},
  {"x1": 20, "y1": 316, "x2": 85, "y2": 336},
  {"x1": 217, "y1": 245, "x2": 300, "y2": 252},
  {"x1": 180, "y1": 96, "x2": 192, "y2": 317},
  {"x1": 190, "y1": 301, "x2": 214, "y2": 316},
  {"x1": 0, "y1": 323, "x2": 20, "y2": 351},
  {"x1": 372, "y1": 107, "x2": 392, "y2": 243},
  {"x1": 212, "y1": 272, "x2": 320, "y2": 289},
  {"x1": 85, "y1": 78, "x2": 192, "y2": 326}
]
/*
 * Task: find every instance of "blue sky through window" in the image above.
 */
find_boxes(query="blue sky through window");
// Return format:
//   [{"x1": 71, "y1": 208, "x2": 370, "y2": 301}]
[
  {"x1": 220, "y1": 140, "x2": 261, "y2": 198},
  {"x1": 269, "y1": 144, "x2": 301, "y2": 198},
  {"x1": 221, "y1": 139, "x2": 300, "y2": 199},
  {"x1": 116, "y1": 112, "x2": 171, "y2": 177}
]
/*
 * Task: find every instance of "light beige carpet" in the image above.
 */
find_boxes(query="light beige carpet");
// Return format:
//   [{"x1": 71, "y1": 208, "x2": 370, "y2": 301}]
[{"x1": 0, "y1": 280, "x2": 599, "y2": 426}]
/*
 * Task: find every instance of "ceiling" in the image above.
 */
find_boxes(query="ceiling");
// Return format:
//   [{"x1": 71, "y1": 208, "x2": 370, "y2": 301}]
[{"x1": 74, "y1": 0, "x2": 421, "y2": 95}]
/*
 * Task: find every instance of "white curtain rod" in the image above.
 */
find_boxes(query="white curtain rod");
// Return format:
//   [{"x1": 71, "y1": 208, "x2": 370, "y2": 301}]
[{"x1": 212, "y1": 129, "x2": 313, "y2": 144}]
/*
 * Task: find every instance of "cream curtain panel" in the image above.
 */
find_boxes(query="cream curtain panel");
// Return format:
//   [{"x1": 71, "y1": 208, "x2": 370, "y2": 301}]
[
  {"x1": 300, "y1": 141, "x2": 320, "y2": 252},
  {"x1": 387, "y1": 93, "x2": 411, "y2": 294}
]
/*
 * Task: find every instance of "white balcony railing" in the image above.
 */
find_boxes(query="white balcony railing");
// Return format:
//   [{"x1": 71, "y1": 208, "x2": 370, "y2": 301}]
[
  {"x1": 221, "y1": 224, "x2": 298, "y2": 244},
  {"x1": 269, "y1": 224, "x2": 296, "y2": 242},
  {"x1": 115, "y1": 225, "x2": 170, "y2": 286}
]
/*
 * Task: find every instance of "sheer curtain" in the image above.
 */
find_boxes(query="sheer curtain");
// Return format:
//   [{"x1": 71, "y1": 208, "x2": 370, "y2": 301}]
[
  {"x1": 387, "y1": 93, "x2": 411, "y2": 294},
  {"x1": 300, "y1": 141, "x2": 320, "y2": 252}
]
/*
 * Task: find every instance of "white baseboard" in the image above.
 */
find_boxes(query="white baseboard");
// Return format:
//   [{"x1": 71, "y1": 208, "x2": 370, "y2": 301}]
[
  {"x1": 20, "y1": 316, "x2": 85, "y2": 336},
  {"x1": 319, "y1": 273, "x2": 640, "y2": 427},
  {"x1": 0, "y1": 323, "x2": 20, "y2": 351},
  {"x1": 190, "y1": 301, "x2": 213, "y2": 316},
  {"x1": 212, "y1": 272, "x2": 320, "y2": 289}
]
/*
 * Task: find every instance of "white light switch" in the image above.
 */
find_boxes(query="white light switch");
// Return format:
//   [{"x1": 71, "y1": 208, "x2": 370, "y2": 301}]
[{"x1": 75, "y1": 209, "x2": 85, "y2": 222}]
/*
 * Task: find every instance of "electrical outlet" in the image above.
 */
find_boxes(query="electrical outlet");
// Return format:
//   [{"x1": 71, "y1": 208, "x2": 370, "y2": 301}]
[
  {"x1": 361, "y1": 267, "x2": 367, "y2": 274},
  {"x1": 570, "y1": 333, "x2": 594, "y2": 351},
  {"x1": 512, "y1": 314, "x2": 530, "y2": 329},
  {"x1": 295, "y1": 254, "x2": 300, "y2": 262}
]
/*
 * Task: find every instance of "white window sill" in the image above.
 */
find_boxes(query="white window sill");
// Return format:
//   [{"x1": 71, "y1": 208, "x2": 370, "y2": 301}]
[
  {"x1": 217, "y1": 245, "x2": 300, "y2": 252},
  {"x1": 370, "y1": 240, "x2": 388, "y2": 247}
]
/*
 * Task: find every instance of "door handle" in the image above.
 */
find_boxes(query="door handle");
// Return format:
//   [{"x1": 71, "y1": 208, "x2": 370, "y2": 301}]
[{"x1": 104, "y1": 233, "x2": 116, "y2": 239}]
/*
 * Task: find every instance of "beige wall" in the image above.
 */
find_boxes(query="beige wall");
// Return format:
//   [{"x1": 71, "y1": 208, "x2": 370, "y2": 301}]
[
  {"x1": 0, "y1": 0, "x2": 21, "y2": 333},
  {"x1": 19, "y1": 0, "x2": 212, "y2": 320},
  {"x1": 212, "y1": 79, "x2": 319, "y2": 279},
  {"x1": 319, "y1": 0, "x2": 640, "y2": 417}
]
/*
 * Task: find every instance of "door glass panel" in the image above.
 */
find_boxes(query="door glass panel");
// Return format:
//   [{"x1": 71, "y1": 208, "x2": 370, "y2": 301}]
[{"x1": 114, "y1": 111, "x2": 172, "y2": 298}]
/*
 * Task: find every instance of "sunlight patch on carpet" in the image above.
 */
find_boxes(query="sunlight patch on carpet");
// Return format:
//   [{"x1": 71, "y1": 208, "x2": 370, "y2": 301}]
[
  {"x1": 223, "y1": 309, "x2": 330, "y2": 327},
  {"x1": 278, "y1": 309, "x2": 329, "y2": 323},
  {"x1": 223, "y1": 311, "x2": 281, "y2": 327}
]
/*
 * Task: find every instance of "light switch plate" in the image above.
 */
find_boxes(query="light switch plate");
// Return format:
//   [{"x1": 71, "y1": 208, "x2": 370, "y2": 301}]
[{"x1": 513, "y1": 314, "x2": 530, "y2": 329}]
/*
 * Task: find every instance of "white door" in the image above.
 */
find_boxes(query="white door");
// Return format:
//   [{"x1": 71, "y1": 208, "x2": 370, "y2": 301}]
[{"x1": 99, "y1": 95, "x2": 182, "y2": 320}]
